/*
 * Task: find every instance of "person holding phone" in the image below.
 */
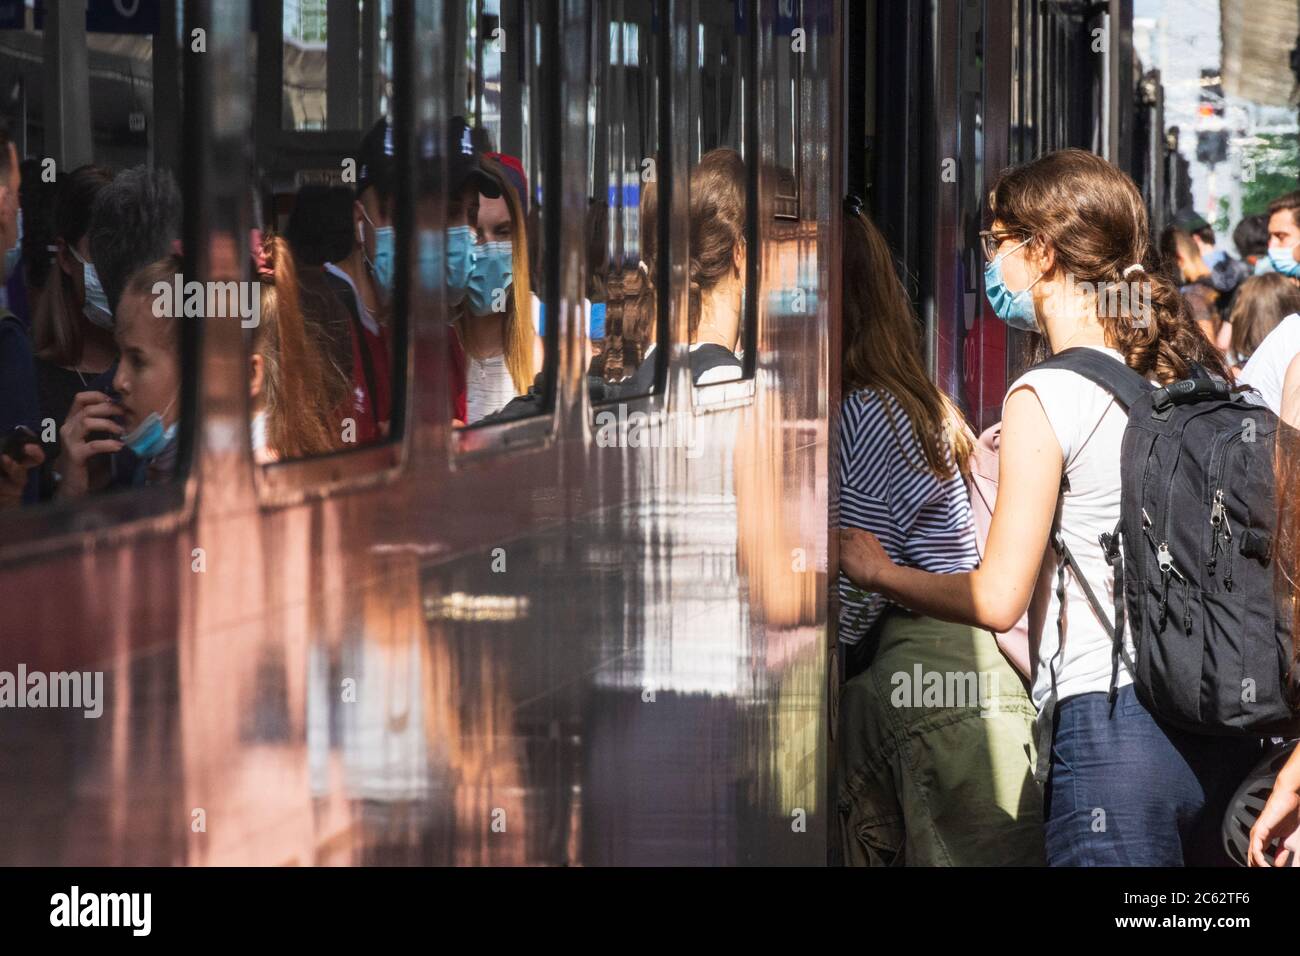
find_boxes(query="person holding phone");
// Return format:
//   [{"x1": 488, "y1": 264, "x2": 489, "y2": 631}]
[{"x1": 56, "y1": 257, "x2": 181, "y2": 498}]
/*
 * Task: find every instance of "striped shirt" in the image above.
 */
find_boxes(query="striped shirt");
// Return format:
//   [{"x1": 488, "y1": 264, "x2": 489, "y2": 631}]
[{"x1": 837, "y1": 388, "x2": 979, "y2": 644}]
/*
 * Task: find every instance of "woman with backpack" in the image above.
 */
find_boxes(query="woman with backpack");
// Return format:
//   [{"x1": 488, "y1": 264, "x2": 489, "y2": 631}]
[{"x1": 840, "y1": 149, "x2": 1261, "y2": 866}]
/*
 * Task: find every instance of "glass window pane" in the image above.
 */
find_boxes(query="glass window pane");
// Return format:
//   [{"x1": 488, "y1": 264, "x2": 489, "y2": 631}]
[{"x1": 1, "y1": 2, "x2": 190, "y2": 511}]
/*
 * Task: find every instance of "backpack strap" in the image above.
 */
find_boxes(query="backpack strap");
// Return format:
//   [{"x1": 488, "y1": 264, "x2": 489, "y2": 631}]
[
  {"x1": 1032, "y1": 347, "x2": 1152, "y2": 411},
  {"x1": 1051, "y1": 524, "x2": 1128, "y2": 708}
]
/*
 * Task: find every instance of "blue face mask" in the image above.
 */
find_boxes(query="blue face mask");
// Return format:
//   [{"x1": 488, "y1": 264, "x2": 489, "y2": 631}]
[
  {"x1": 983, "y1": 236, "x2": 1042, "y2": 331},
  {"x1": 467, "y1": 241, "x2": 513, "y2": 315},
  {"x1": 447, "y1": 225, "x2": 473, "y2": 303},
  {"x1": 69, "y1": 246, "x2": 113, "y2": 329},
  {"x1": 123, "y1": 410, "x2": 179, "y2": 461},
  {"x1": 1268, "y1": 245, "x2": 1300, "y2": 278},
  {"x1": 361, "y1": 212, "x2": 395, "y2": 298},
  {"x1": 3, "y1": 207, "x2": 21, "y2": 283},
  {"x1": 1255, "y1": 255, "x2": 1275, "y2": 275}
]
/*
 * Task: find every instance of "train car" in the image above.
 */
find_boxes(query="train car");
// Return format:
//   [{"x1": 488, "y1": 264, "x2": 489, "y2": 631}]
[{"x1": 0, "y1": 0, "x2": 1152, "y2": 866}]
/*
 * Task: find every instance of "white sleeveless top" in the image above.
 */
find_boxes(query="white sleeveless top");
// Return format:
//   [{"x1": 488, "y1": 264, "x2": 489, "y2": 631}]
[
  {"x1": 1006, "y1": 345, "x2": 1137, "y2": 712},
  {"x1": 465, "y1": 352, "x2": 518, "y2": 424}
]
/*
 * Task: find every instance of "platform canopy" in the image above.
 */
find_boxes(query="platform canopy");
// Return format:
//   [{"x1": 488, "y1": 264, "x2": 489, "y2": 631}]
[{"x1": 1221, "y1": 0, "x2": 1299, "y2": 105}]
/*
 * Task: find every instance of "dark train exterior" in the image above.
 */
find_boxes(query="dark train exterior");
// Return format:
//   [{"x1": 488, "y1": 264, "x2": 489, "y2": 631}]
[{"x1": 0, "y1": 0, "x2": 1161, "y2": 865}]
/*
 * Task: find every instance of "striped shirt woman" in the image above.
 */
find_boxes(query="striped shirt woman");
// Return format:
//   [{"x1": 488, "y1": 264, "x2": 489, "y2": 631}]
[{"x1": 837, "y1": 386, "x2": 979, "y2": 644}]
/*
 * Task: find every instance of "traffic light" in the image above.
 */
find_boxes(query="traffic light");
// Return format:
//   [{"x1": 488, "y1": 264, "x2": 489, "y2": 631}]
[{"x1": 1196, "y1": 68, "x2": 1227, "y2": 167}]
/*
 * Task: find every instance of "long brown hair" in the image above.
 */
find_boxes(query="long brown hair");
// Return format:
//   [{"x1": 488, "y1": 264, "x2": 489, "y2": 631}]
[
  {"x1": 842, "y1": 204, "x2": 973, "y2": 478},
  {"x1": 990, "y1": 149, "x2": 1231, "y2": 384},
  {"x1": 255, "y1": 236, "x2": 347, "y2": 459},
  {"x1": 33, "y1": 164, "x2": 113, "y2": 366},
  {"x1": 1230, "y1": 272, "x2": 1300, "y2": 362},
  {"x1": 1276, "y1": 424, "x2": 1300, "y2": 664},
  {"x1": 687, "y1": 148, "x2": 745, "y2": 338}
]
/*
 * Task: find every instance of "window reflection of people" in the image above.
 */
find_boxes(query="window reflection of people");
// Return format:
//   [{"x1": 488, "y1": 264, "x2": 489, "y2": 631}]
[
  {"x1": 58, "y1": 257, "x2": 183, "y2": 497},
  {"x1": 0, "y1": 127, "x2": 44, "y2": 509},
  {"x1": 323, "y1": 119, "x2": 394, "y2": 441},
  {"x1": 687, "y1": 148, "x2": 745, "y2": 385},
  {"x1": 32, "y1": 166, "x2": 115, "y2": 499}
]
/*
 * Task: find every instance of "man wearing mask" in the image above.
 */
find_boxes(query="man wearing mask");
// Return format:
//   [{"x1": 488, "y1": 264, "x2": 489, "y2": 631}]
[
  {"x1": 0, "y1": 124, "x2": 44, "y2": 510},
  {"x1": 1236, "y1": 191, "x2": 1300, "y2": 415},
  {"x1": 324, "y1": 119, "x2": 394, "y2": 442}
]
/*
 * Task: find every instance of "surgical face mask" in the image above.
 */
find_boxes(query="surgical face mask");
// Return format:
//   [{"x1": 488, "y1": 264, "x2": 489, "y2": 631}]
[
  {"x1": 1268, "y1": 244, "x2": 1300, "y2": 278},
  {"x1": 1255, "y1": 255, "x2": 1275, "y2": 276},
  {"x1": 360, "y1": 212, "x2": 395, "y2": 298},
  {"x1": 3, "y1": 207, "x2": 21, "y2": 283},
  {"x1": 122, "y1": 397, "x2": 178, "y2": 461},
  {"x1": 983, "y1": 236, "x2": 1042, "y2": 331},
  {"x1": 467, "y1": 240, "x2": 513, "y2": 315},
  {"x1": 123, "y1": 414, "x2": 178, "y2": 461},
  {"x1": 68, "y1": 246, "x2": 114, "y2": 329},
  {"x1": 446, "y1": 225, "x2": 473, "y2": 303}
]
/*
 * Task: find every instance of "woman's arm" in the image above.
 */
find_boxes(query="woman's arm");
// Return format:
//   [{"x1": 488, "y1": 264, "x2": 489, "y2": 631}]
[
  {"x1": 1249, "y1": 746, "x2": 1300, "y2": 867},
  {"x1": 840, "y1": 385, "x2": 1064, "y2": 632},
  {"x1": 1280, "y1": 351, "x2": 1300, "y2": 428}
]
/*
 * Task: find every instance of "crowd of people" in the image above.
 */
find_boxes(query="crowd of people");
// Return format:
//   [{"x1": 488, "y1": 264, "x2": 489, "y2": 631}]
[
  {"x1": 0, "y1": 110, "x2": 753, "y2": 508},
  {"x1": 836, "y1": 149, "x2": 1300, "y2": 867}
]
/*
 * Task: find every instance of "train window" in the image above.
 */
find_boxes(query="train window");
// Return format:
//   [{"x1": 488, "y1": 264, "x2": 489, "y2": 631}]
[
  {"x1": 0, "y1": 3, "x2": 194, "y2": 522},
  {"x1": 586, "y1": 1, "x2": 663, "y2": 400},
  {"x1": 281, "y1": 0, "x2": 393, "y2": 132},
  {"x1": 450, "y1": 0, "x2": 553, "y2": 430},
  {"x1": 771, "y1": 0, "x2": 801, "y2": 220},
  {"x1": 250, "y1": 0, "x2": 403, "y2": 467},
  {"x1": 687, "y1": 0, "x2": 752, "y2": 390}
]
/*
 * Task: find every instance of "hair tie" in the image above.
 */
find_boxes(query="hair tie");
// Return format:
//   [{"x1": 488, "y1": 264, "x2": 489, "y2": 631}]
[{"x1": 1122, "y1": 263, "x2": 1144, "y2": 278}]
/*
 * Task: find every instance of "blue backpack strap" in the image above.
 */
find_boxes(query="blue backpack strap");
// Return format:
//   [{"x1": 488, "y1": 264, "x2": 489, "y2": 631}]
[{"x1": 1031, "y1": 347, "x2": 1152, "y2": 411}]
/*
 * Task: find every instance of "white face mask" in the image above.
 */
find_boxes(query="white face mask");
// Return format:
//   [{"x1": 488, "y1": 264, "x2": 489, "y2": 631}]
[{"x1": 68, "y1": 246, "x2": 114, "y2": 329}]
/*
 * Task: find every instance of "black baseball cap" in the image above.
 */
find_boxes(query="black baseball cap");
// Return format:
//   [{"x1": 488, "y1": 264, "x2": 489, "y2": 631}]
[{"x1": 449, "y1": 115, "x2": 500, "y2": 199}]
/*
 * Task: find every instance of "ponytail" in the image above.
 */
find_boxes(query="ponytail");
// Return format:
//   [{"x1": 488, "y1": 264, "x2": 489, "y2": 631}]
[{"x1": 257, "y1": 236, "x2": 342, "y2": 459}]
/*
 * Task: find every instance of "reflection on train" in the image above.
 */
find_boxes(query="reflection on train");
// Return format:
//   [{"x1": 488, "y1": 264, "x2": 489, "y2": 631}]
[{"x1": 1, "y1": 1, "x2": 1295, "y2": 867}]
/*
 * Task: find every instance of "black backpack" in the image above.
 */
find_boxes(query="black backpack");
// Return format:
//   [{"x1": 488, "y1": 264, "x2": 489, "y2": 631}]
[{"x1": 1035, "y1": 348, "x2": 1300, "y2": 737}]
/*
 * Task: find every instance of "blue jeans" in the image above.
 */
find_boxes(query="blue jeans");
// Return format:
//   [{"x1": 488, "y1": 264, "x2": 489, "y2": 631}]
[{"x1": 1044, "y1": 684, "x2": 1261, "y2": 866}]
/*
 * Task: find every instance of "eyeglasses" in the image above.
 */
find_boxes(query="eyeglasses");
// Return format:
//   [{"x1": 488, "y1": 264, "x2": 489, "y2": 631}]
[{"x1": 979, "y1": 229, "x2": 1024, "y2": 263}]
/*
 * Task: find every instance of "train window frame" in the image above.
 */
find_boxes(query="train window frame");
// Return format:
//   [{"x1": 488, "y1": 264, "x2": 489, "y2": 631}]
[
  {"x1": 0, "y1": 3, "x2": 203, "y2": 562},
  {"x1": 249, "y1": 0, "x2": 414, "y2": 509},
  {"x1": 450, "y1": 0, "x2": 563, "y2": 460},
  {"x1": 770, "y1": 0, "x2": 803, "y2": 222},
  {"x1": 689, "y1": 0, "x2": 758, "y2": 412},
  {"x1": 584, "y1": 0, "x2": 672, "y2": 424}
]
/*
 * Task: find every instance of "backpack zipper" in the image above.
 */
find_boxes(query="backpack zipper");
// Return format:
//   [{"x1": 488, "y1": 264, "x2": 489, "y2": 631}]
[{"x1": 1145, "y1": 508, "x2": 1187, "y2": 629}]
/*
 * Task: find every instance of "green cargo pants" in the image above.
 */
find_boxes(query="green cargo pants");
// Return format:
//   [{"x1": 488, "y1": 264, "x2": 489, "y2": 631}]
[{"x1": 837, "y1": 611, "x2": 1046, "y2": 866}]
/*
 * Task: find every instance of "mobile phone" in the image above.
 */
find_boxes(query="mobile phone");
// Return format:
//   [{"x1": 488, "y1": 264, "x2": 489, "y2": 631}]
[{"x1": 1, "y1": 425, "x2": 39, "y2": 464}]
